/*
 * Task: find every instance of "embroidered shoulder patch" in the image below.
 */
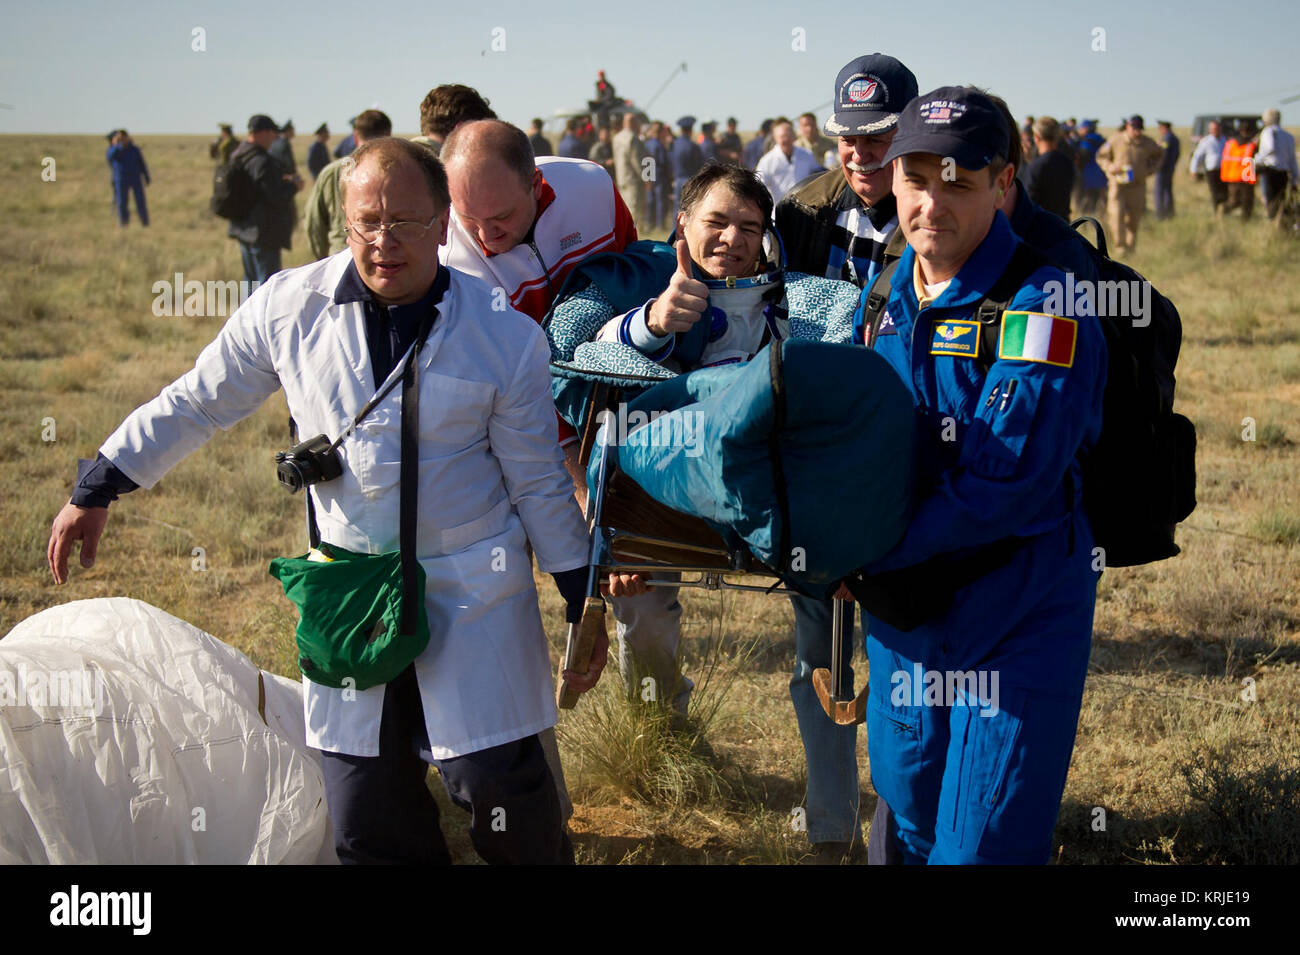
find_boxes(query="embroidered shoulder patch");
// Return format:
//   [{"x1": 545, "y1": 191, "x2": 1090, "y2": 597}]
[
  {"x1": 998, "y1": 312, "x2": 1077, "y2": 368},
  {"x1": 930, "y1": 319, "x2": 979, "y2": 357}
]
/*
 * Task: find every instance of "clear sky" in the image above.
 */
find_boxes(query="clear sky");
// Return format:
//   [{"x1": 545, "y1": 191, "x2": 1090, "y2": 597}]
[{"x1": 3, "y1": 0, "x2": 1298, "y2": 135}]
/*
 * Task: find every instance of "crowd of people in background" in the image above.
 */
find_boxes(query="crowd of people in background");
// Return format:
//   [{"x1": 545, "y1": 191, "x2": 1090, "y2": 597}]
[
  {"x1": 93, "y1": 70, "x2": 1296, "y2": 280},
  {"x1": 120, "y1": 84, "x2": 1271, "y2": 294},
  {"x1": 1012, "y1": 111, "x2": 1298, "y2": 251}
]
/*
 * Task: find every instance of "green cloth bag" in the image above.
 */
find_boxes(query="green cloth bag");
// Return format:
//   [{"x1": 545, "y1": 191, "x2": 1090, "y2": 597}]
[{"x1": 269, "y1": 543, "x2": 430, "y2": 691}]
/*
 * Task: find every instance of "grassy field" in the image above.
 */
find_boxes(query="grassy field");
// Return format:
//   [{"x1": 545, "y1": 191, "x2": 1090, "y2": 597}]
[{"x1": 1, "y1": 133, "x2": 1297, "y2": 864}]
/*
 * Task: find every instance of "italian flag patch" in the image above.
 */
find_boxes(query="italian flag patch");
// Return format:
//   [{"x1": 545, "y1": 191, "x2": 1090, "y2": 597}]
[{"x1": 998, "y1": 311, "x2": 1077, "y2": 368}]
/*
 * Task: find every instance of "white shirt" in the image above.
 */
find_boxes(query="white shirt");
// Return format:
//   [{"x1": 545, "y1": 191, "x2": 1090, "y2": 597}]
[
  {"x1": 1188, "y1": 134, "x2": 1224, "y2": 175},
  {"x1": 755, "y1": 145, "x2": 823, "y2": 204},
  {"x1": 98, "y1": 253, "x2": 588, "y2": 759},
  {"x1": 1258, "y1": 124, "x2": 1299, "y2": 178}
]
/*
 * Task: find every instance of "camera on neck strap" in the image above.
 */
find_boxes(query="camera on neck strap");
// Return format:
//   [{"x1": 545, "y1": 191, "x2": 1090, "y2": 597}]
[{"x1": 276, "y1": 434, "x2": 343, "y2": 493}]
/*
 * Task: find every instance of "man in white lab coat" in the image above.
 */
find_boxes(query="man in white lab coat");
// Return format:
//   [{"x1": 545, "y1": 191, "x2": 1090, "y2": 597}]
[
  {"x1": 47, "y1": 137, "x2": 605, "y2": 865},
  {"x1": 755, "y1": 120, "x2": 824, "y2": 205}
]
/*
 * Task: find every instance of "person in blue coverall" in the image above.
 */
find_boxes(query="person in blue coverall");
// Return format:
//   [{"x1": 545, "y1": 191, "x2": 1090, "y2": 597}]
[
  {"x1": 854, "y1": 87, "x2": 1106, "y2": 864},
  {"x1": 670, "y1": 116, "x2": 704, "y2": 215},
  {"x1": 106, "y1": 130, "x2": 150, "y2": 226}
]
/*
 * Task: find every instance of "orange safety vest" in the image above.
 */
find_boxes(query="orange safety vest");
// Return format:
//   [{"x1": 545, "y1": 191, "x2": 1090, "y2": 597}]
[{"x1": 1220, "y1": 140, "x2": 1258, "y2": 184}]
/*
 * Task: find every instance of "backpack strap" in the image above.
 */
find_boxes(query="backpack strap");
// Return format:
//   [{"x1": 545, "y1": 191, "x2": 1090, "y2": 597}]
[
  {"x1": 974, "y1": 242, "x2": 1052, "y2": 374},
  {"x1": 863, "y1": 257, "x2": 904, "y2": 348},
  {"x1": 1070, "y1": 216, "x2": 1109, "y2": 259}
]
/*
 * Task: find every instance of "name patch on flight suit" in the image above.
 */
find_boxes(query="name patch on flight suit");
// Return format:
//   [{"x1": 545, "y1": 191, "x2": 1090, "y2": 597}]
[
  {"x1": 930, "y1": 319, "x2": 980, "y2": 357},
  {"x1": 874, "y1": 308, "x2": 898, "y2": 339}
]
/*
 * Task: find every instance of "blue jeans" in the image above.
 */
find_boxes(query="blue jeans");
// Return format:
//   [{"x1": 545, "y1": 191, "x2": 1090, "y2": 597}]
[
  {"x1": 239, "y1": 241, "x2": 282, "y2": 286},
  {"x1": 1154, "y1": 171, "x2": 1175, "y2": 219},
  {"x1": 789, "y1": 594, "x2": 861, "y2": 844},
  {"x1": 113, "y1": 178, "x2": 148, "y2": 226}
]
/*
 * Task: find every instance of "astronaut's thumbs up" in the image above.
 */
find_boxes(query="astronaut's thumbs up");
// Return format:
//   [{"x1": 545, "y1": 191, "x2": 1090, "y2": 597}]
[
  {"x1": 674, "y1": 235, "x2": 693, "y2": 276},
  {"x1": 647, "y1": 239, "x2": 709, "y2": 336}
]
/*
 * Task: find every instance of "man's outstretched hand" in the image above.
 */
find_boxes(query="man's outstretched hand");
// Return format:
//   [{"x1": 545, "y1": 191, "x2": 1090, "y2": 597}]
[{"x1": 48, "y1": 503, "x2": 109, "y2": 585}]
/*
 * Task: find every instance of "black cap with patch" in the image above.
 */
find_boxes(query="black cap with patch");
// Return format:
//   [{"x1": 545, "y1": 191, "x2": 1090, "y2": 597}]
[
  {"x1": 882, "y1": 86, "x2": 1009, "y2": 170},
  {"x1": 824, "y1": 53, "x2": 918, "y2": 137}
]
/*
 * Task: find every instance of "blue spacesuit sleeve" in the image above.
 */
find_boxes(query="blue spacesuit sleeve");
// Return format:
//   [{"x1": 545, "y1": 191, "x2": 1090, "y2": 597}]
[
  {"x1": 867, "y1": 281, "x2": 1106, "y2": 574},
  {"x1": 851, "y1": 286, "x2": 868, "y2": 346},
  {"x1": 622, "y1": 301, "x2": 675, "y2": 359}
]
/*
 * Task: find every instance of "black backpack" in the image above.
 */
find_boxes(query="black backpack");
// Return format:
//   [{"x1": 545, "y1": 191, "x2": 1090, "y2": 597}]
[
  {"x1": 210, "y1": 151, "x2": 256, "y2": 220},
  {"x1": 860, "y1": 219, "x2": 1196, "y2": 568},
  {"x1": 1063, "y1": 216, "x2": 1196, "y2": 566}
]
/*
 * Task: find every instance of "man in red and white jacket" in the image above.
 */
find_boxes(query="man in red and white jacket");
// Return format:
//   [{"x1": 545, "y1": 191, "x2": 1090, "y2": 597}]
[
  {"x1": 439, "y1": 119, "x2": 639, "y2": 814},
  {"x1": 440, "y1": 120, "x2": 636, "y2": 480}
]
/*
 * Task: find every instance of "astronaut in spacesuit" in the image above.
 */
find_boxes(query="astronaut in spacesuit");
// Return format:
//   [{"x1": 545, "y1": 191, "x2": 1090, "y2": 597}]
[{"x1": 547, "y1": 161, "x2": 864, "y2": 857}]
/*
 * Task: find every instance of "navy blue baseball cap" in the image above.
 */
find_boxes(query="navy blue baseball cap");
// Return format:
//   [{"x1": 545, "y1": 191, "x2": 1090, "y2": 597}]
[
  {"x1": 882, "y1": 87, "x2": 1010, "y2": 170},
  {"x1": 824, "y1": 54, "x2": 918, "y2": 137}
]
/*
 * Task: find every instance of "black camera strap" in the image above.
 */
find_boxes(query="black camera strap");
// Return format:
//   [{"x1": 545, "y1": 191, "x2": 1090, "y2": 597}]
[{"x1": 306, "y1": 268, "x2": 450, "y2": 636}]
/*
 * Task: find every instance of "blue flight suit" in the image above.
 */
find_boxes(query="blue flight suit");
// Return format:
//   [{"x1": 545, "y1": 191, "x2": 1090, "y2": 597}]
[
  {"x1": 858, "y1": 211, "x2": 1106, "y2": 864},
  {"x1": 557, "y1": 134, "x2": 588, "y2": 160},
  {"x1": 106, "y1": 143, "x2": 150, "y2": 226},
  {"x1": 307, "y1": 140, "x2": 330, "y2": 179},
  {"x1": 1155, "y1": 131, "x2": 1180, "y2": 219},
  {"x1": 669, "y1": 136, "x2": 704, "y2": 213},
  {"x1": 742, "y1": 135, "x2": 767, "y2": 170}
]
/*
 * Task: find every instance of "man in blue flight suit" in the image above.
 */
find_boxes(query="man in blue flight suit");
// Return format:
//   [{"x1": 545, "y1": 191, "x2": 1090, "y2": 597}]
[
  {"x1": 670, "y1": 116, "x2": 704, "y2": 214},
  {"x1": 854, "y1": 87, "x2": 1106, "y2": 864},
  {"x1": 698, "y1": 120, "x2": 719, "y2": 164},
  {"x1": 106, "y1": 129, "x2": 150, "y2": 227}
]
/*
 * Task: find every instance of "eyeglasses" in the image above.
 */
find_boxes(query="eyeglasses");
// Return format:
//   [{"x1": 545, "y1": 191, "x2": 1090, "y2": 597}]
[{"x1": 346, "y1": 213, "x2": 440, "y2": 245}]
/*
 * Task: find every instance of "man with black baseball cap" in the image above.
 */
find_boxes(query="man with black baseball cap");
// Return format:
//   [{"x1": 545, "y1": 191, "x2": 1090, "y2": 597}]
[
  {"x1": 771, "y1": 51, "x2": 917, "y2": 863},
  {"x1": 777, "y1": 53, "x2": 917, "y2": 286},
  {"x1": 852, "y1": 86, "x2": 1107, "y2": 864},
  {"x1": 226, "y1": 114, "x2": 299, "y2": 284}
]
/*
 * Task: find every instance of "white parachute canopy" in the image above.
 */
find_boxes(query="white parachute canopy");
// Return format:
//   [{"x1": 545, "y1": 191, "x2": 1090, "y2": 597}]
[{"x1": 0, "y1": 598, "x2": 335, "y2": 864}]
